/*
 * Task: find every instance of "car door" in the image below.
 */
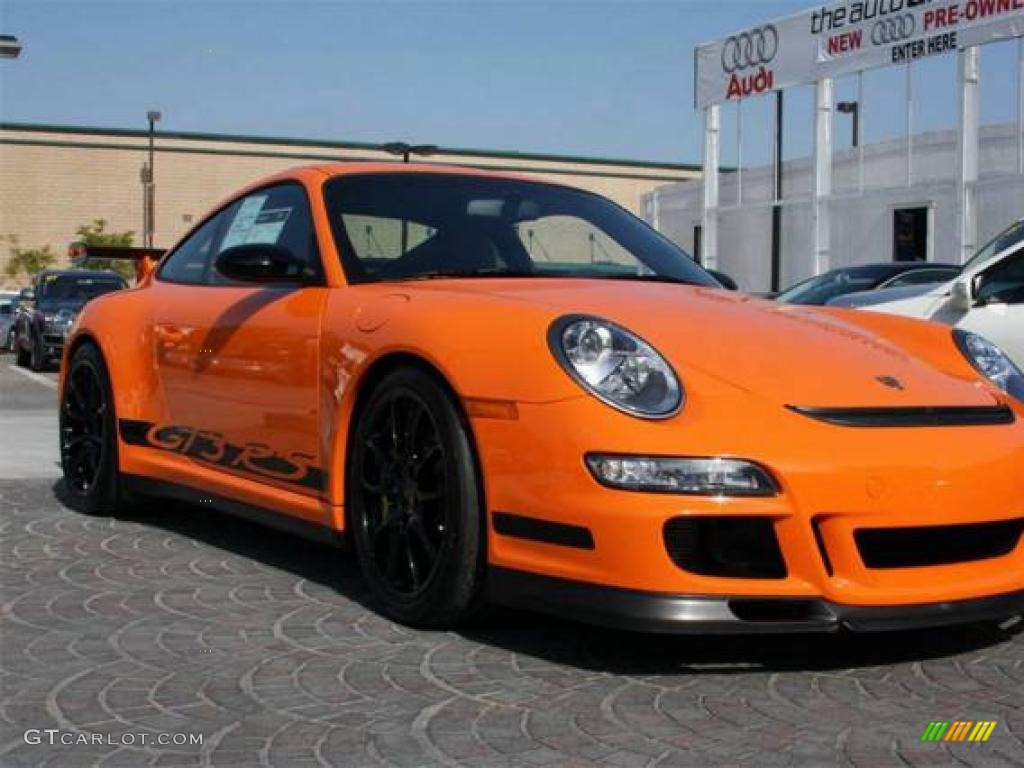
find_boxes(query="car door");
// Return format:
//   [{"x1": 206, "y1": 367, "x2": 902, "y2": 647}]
[
  {"x1": 149, "y1": 182, "x2": 329, "y2": 502},
  {"x1": 958, "y1": 247, "x2": 1024, "y2": 369}
]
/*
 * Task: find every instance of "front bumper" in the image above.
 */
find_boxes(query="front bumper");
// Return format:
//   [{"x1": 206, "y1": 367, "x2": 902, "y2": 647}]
[
  {"x1": 489, "y1": 568, "x2": 1024, "y2": 634},
  {"x1": 40, "y1": 328, "x2": 68, "y2": 359},
  {"x1": 471, "y1": 392, "x2": 1024, "y2": 622}
]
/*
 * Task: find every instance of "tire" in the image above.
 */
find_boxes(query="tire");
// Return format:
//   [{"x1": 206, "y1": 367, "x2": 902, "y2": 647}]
[
  {"x1": 29, "y1": 335, "x2": 45, "y2": 371},
  {"x1": 15, "y1": 329, "x2": 29, "y2": 367},
  {"x1": 59, "y1": 342, "x2": 127, "y2": 516},
  {"x1": 347, "y1": 367, "x2": 485, "y2": 628}
]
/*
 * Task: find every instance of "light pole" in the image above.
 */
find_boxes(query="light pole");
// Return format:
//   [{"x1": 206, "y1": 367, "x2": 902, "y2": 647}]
[
  {"x1": 0, "y1": 35, "x2": 21, "y2": 59},
  {"x1": 144, "y1": 110, "x2": 161, "y2": 247},
  {"x1": 381, "y1": 142, "x2": 439, "y2": 253},
  {"x1": 837, "y1": 100, "x2": 860, "y2": 147}
]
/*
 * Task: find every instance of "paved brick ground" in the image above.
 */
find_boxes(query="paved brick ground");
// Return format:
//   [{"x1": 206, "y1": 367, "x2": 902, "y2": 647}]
[{"x1": 1, "y1": 478, "x2": 1023, "y2": 768}]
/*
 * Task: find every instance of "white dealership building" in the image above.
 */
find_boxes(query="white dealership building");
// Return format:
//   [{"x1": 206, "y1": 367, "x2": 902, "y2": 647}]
[{"x1": 648, "y1": 0, "x2": 1024, "y2": 292}]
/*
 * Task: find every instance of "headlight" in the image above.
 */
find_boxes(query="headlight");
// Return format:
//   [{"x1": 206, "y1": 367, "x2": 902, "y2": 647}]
[
  {"x1": 953, "y1": 330, "x2": 1024, "y2": 403},
  {"x1": 548, "y1": 315, "x2": 682, "y2": 418},
  {"x1": 587, "y1": 454, "x2": 778, "y2": 496}
]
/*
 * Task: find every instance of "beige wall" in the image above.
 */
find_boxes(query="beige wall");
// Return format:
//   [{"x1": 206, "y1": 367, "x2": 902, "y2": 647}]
[{"x1": 0, "y1": 124, "x2": 698, "y2": 287}]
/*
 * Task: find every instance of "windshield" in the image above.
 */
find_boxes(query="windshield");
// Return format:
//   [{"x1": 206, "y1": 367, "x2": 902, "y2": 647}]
[
  {"x1": 324, "y1": 173, "x2": 717, "y2": 286},
  {"x1": 37, "y1": 274, "x2": 125, "y2": 303},
  {"x1": 776, "y1": 268, "x2": 887, "y2": 305},
  {"x1": 964, "y1": 219, "x2": 1024, "y2": 273}
]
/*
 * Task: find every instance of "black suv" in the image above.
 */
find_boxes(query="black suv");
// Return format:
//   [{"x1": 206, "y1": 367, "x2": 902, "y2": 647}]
[{"x1": 14, "y1": 270, "x2": 127, "y2": 371}]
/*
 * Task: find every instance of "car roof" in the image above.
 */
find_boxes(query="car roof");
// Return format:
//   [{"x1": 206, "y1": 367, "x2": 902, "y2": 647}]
[
  {"x1": 307, "y1": 162, "x2": 530, "y2": 180},
  {"x1": 831, "y1": 262, "x2": 958, "y2": 278},
  {"x1": 225, "y1": 162, "x2": 544, "y2": 202}
]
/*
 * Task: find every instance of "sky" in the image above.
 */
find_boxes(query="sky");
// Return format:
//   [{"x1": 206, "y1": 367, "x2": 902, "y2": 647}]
[{"x1": 0, "y1": 0, "x2": 1020, "y2": 166}]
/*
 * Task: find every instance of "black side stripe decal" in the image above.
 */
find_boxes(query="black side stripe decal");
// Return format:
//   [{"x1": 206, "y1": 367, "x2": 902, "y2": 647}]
[{"x1": 118, "y1": 418, "x2": 327, "y2": 492}]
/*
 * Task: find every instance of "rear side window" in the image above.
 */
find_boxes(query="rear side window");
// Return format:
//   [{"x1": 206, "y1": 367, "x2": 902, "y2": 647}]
[
  {"x1": 158, "y1": 207, "x2": 231, "y2": 285},
  {"x1": 159, "y1": 183, "x2": 320, "y2": 285}
]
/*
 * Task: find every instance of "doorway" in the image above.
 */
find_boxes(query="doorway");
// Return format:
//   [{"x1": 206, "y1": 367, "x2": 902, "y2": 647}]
[{"x1": 893, "y1": 207, "x2": 929, "y2": 262}]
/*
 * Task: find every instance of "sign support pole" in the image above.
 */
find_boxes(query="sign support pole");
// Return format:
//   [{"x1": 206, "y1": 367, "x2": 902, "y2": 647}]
[
  {"x1": 770, "y1": 92, "x2": 784, "y2": 291},
  {"x1": 813, "y1": 77, "x2": 833, "y2": 276},
  {"x1": 1017, "y1": 37, "x2": 1023, "y2": 175},
  {"x1": 702, "y1": 104, "x2": 720, "y2": 270},
  {"x1": 956, "y1": 46, "x2": 980, "y2": 265}
]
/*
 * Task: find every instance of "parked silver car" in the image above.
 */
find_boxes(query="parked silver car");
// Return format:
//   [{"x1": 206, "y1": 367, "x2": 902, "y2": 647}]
[{"x1": 0, "y1": 298, "x2": 18, "y2": 352}]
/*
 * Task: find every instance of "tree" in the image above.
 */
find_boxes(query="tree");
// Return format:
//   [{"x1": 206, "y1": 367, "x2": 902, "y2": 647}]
[
  {"x1": 73, "y1": 219, "x2": 137, "y2": 280},
  {"x1": 2, "y1": 235, "x2": 57, "y2": 281}
]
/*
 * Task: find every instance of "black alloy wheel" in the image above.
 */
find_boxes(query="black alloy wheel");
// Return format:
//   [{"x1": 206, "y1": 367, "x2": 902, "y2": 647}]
[
  {"x1": 348, "y1": 367, "x2": 484, "y2": 627},
  {"x1": 60, "y1": 343, "x2": 127, "y2": 515}
]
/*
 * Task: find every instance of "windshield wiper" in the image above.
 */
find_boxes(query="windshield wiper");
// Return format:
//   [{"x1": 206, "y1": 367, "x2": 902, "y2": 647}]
[
  {"x1": 391, "y1": 269, "x2": 537, "y2": 282},
  {"x1": 386, "y1": 269, "x2": 702, "y2": 285},
  {"x1": 588, "y1": 273, "x2": 701, "y2": 286}
]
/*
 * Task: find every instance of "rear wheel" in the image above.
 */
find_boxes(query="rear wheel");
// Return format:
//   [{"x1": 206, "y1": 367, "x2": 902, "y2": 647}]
[
  {"x1": 60, "y1": 343, "x2": 127, "y2": 516},
  {"x1": 348, "y1": 367, "x2": 485, "y2": 627}
]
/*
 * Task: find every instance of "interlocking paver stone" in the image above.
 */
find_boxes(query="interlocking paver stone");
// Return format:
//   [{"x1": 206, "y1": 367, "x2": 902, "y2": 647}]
[{"x1": 1, "y1": 478, "x2": 1022, "y2": 767}]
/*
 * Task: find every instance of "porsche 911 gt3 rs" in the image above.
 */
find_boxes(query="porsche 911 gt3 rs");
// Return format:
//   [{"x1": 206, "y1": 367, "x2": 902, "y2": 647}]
[{"x1": 59, "y1": 164, "x2": 1024, "y2": 633}]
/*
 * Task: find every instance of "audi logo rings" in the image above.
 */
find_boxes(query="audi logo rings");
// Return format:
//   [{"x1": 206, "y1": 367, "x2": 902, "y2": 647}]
[
  {"x1": 721, "y1": 25, "x2": 779, "y2": 73},
  {"x1": 871, "y1": 15, "x2": 916, "y2": 45}
]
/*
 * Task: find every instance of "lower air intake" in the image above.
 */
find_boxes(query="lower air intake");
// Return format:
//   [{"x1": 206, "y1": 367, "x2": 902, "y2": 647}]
[
  {"x1": 663, "y1": 516, "x2": 787, "y2": 579},
  {"x1": 855, "y1": 518, "x2": 1024, "y2": 569}
]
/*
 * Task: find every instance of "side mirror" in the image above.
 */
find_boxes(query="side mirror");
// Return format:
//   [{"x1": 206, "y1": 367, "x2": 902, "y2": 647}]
[
  {"x1": 708, "y1": 268, "x2": 739, "y2": 291},
  {"x1": 950, "y1": 277, "x2": 973, "y2": 311},
  {"x1": 214, "y1": 244, "x2": 315, "y2": 285}
]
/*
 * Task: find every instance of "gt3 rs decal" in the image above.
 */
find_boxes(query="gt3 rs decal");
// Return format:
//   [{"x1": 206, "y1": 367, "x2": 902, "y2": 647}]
[{"x1": 118, "y1": 419, "x2": 326, "y2": 492}]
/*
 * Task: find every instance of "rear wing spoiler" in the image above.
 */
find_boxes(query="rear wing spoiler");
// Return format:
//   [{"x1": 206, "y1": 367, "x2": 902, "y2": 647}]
[{"x1": 68, "y1": 242, "x2": 166, "y2": 283}]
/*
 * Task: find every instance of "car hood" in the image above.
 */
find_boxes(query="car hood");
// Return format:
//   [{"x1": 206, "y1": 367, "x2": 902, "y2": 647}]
[{"x1": 405, "y1": 278, "x2": 993, "y2": 409}]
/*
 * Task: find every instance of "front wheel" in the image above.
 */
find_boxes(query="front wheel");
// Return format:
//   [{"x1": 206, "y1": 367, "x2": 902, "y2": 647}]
[
  {"x1": 15, "y1": 332, "x2": 29, "y2": 367},
  {"x1": 347, "y1": 367, "x2": 485, "y2": 628},
  {"x1": 60, "y1": 342, "x2": 128, "y2": 516},
  {"x1": 29, "y1": 334, "x2": 45, "y2": 372}
]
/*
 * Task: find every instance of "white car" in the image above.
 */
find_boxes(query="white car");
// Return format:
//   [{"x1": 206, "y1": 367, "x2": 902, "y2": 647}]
[{"x1": 838, "y1": 219, "x2": 1023, "y2": 369}]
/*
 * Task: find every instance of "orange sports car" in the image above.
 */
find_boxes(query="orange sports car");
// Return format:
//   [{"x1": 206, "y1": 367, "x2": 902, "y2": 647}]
[{"x1": 60, "y1": 164, "x2": 1024, "y2": 633}]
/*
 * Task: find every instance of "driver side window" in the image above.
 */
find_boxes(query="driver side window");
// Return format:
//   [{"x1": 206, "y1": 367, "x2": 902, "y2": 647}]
[
  {"x1": 159, "y1": 183, "x2": 321, "y2": 286},
  {"x1": 976, "y1": 249, "x2": 1024, "y2": 305}
]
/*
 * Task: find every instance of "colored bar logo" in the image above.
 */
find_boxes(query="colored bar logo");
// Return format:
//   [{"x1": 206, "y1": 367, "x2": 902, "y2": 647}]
[{"x1": 921, "y1": 721, "x2": 997, "y2": 742}]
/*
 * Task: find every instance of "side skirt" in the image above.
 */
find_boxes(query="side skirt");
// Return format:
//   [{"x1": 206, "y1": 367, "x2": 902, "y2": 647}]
[{"x1": 122, "y1": 473, "x2": 345, "y2": 548}]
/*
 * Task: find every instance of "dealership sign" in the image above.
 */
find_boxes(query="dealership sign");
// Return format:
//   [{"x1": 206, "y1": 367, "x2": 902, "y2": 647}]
[{"x1": 696, "y1": 0, "x2": 1024, "y2": 107}]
